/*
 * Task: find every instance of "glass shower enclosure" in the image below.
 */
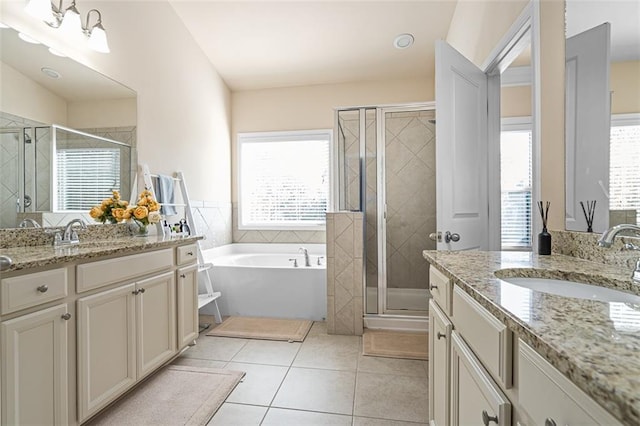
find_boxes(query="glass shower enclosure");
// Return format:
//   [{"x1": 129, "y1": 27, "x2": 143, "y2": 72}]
[{"x1": 335, "y1": 105, "x2": 436, "y2": 318}]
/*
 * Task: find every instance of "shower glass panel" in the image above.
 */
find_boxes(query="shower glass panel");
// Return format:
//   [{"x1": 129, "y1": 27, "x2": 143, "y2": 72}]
[
  {"x1": 335, "y1": 105, "x2": 435, "y2": 317},
  {"x1": 0, "y1": 129, "x2": 21, "y2": 228},
  {"x1": 337, "y1": 109, "x2": 362, "y2": 211},
  {"x1": 383, "y1": 109, "x2": 436, "y2": 313}
]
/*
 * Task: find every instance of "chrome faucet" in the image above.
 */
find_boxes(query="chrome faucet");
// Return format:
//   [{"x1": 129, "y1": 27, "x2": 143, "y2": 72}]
[
  {"x1": 299, "y1": 247, "x2": 311, "y2": 267},
  {"x1": 62, "y1": 218, "x2": 87, "y2": 244},
  {"x1": 598, "y1": 224, "x2": 640, "y2": 283},
  {"x1": 597, "y1": 224, "x2": 640, "y2": 247},
  {"x1": 18, "y1": 218, "x2": 41, "y2": 228}
]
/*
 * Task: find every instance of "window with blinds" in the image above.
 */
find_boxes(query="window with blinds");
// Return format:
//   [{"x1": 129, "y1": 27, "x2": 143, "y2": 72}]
[
  {"x1": 57, "y1": 148, "x2": 121, "y2": 210},
  {"x1": 238, "y1": 130, "x2": 331, "y2": 230},
  {"x1": 500, "y1": 122, "x2": 532, "y2": 250},
  {"x1": 609, "y1": 120, "x2": 640, "y2": 224}
]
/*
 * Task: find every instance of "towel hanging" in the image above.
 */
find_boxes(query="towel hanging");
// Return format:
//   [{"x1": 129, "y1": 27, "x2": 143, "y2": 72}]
[{"x1": 156, "y1": 174, "x2": 178, "y2": 215}]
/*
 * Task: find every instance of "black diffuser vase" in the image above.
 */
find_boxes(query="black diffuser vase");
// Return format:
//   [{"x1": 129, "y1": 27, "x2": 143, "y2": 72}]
[
  {"x1": 537, "y1": 201, "x2": 551, "y2": 255},
  {"x1": 538, "y1": 227, "x2": 551, "y2": 255}
]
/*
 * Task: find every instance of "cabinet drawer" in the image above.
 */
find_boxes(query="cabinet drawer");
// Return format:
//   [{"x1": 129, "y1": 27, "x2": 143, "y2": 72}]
[
  {"x1": 77, "y1": 249, "x2": 173, "y2": 293},
  {"x1": 1, "y1": 268, "x2": 68, "y2": 314},
  {"x1": 518, "y1": 340, "x2": 621, "y2": 426},
  {"x1": 176, "y1": 244, "x2": 197, "y2": 265},
  {"x1": 452, "y1": 285, "x2": 512, "y2": 388},
  {"x1": 429, "y1": 265, "x2": 452, "y2": 315},
  {"x1": 451, "y1": 331, "x2": 511, "y2": 426}
]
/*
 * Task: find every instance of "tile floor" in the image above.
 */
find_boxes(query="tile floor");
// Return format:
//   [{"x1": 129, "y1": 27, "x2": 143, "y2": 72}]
[{"x1": 172, "y1": 322, "x2": 429, "y2": 425}]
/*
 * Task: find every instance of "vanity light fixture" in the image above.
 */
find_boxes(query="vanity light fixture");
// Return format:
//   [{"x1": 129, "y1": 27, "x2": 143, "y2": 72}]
[
  {"x1": 23, "y1": 0, "x2": 110, "y2": 53},
  {"x1": 393, "y1": 33, "x2": 415, "y2": 50}
]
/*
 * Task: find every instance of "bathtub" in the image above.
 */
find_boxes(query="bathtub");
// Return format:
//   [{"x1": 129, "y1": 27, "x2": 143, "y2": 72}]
[{"x1": 201, "y1": 244, "x2": 327, "y2": 321}]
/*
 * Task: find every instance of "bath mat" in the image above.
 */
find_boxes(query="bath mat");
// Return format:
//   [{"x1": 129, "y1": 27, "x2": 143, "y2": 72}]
[
  {"x1": 206, "y1": 316, "x2": 313, "y2": 342},
  {"x1": 363, "y1": 329, "x2": 428, "y2": 360},
  {"x1": 85, "y1": 364, "x2": 244, "y2": 426}
]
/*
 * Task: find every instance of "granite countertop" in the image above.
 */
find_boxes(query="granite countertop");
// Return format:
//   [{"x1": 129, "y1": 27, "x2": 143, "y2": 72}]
[
  {"x1": 423, "y1": 250, "x2": 640, "y2": 425},
  {"x1": 0, "y1": 235, "x2": 202, "y2": 272}
]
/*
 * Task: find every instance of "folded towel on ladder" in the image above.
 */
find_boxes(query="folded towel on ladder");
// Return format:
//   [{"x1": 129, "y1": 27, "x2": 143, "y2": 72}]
[{"x1": 156, "y1": 174, "x2": 178, "y2": 215}]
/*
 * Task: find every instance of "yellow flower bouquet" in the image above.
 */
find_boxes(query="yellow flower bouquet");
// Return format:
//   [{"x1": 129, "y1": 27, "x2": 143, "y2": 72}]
[
  {"x1": 89, "y1": 188, "x2": 161, "y2": 235},
  {"x1": 89, "y1": 190, "x2": 130, "y2": 224},
  {"x1": 130, "y1": 188, "x2": 162, "y2": 235}
]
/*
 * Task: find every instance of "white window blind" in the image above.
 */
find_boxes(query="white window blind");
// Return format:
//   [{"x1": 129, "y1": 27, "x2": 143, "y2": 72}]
[
  {"x1": 500, "y1": 125, "x2": 532, "y2": 250},
  {"x1": 609, "y1": 123, "x2": 640, "y2": 223},
  {"x1": 57, "y1": 148, "x2": 121, "y2": 210},
  {"x1": 238, "y1": 130, "x2": 331, "y2": 230}
]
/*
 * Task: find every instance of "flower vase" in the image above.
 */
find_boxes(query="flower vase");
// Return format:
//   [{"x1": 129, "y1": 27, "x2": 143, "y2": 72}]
[{"x1": 133, "y1": 221, "x2": 149, "y2": 237}]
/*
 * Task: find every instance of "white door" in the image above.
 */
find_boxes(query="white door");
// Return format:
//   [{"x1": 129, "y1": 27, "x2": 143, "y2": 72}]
[
  {"x1": 565, "y1": 23, "x2": 611, "y2": 233},
  {"x1": 435, "y1": 40, "x2": 489, "y2": 250}
]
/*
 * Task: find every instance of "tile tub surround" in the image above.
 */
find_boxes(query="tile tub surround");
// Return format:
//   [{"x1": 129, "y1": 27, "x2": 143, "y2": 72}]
[
  {"x1": 422, "y1": 250, "x2": 640, "y2": 425},
  {"x1": 326, "y1": 211, "x2": 364, "y2": 336},
  {"x1": 0, "y1": 232, "x2": 202, "y2": 272},
  {"x1": 551, "y1": 229, "x2": 640, "y2": 269}
]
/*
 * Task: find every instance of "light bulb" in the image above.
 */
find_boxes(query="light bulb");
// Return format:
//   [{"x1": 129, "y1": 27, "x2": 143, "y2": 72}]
[
  {"x1": 58, "y1": 7, "x2": 81, "y2": 36},
  {"x1": 87, "y1": 24, "x2": 110, "y2": 53},
  {"x1": 25, "y1": 0, "x2": 53, "y2": 22}
]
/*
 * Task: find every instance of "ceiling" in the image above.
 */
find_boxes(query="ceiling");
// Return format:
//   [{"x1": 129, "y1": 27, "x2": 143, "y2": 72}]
[{"x1": 168, "y1": 0, "x2": 458, "y2": 91}]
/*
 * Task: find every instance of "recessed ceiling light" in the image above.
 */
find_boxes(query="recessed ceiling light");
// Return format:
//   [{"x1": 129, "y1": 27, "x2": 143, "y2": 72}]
[
  {"x1": 18, "y1": 32, "x2": 40, "y2": 44},
  {"x1": 41, "y1": 67, "x2": 61, "y2": 79},
  {"x1": 393, "y1": 33, "x2": 414, "y2": 50}
]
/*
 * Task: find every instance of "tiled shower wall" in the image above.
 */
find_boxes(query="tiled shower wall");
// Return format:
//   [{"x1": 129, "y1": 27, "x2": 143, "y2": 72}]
[
  {"x1": 326, "y1": 211, "x2": 364, "y2": 336},
  {"x1": 190, "y1": 201, "x2": 233, "y2": 250}
]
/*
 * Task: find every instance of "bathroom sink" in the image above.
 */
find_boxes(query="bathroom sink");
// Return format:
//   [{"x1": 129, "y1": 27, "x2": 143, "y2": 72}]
[{"x1": 499, "y1": 277, "x2": 640, "y2": 304}]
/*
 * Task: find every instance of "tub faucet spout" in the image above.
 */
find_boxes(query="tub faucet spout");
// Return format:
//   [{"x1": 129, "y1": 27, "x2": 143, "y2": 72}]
[{"x1": 299, "y1": 247, "x2": 311, "y2": 267}]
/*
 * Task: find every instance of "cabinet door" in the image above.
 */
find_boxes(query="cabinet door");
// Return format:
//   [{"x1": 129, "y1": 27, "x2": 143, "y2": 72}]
[
  {"x1": 77, "y1": 284, "x2": 136, "y2": 422},
  {"x1": 428, "y1": 300, "x2": 453, "y2": 426},
  {"x1": 177, "y1": 264, "x2": 199, "y2": 349},
  {"x1": 136, "y1": 271, "x2": 177, "y2": 379},
  {"x1": 1, "y1": 303, "x2": 69, "y2": 425},
  {"x1": 450, "y1": 332, "x2": 511, "y2": 426}
]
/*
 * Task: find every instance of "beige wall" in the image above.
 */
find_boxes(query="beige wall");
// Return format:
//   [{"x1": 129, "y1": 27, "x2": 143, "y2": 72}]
[
  {"x1": 502, "y1": 85, "x2": 532, "y2": 118},
  {"x1": 230, "y1": 76, "x2": 432, "y2": 201},
  {"x1": 0, "y1": 1, "x2": 231, "y2": 203},
  {"x1": 0, "y1": 61, "x2": 68, "y2": 125},
  {"x1": 611, "y1": 60, "x2": 640, "y2": 114},
  {"x1": 68, "y1": 98, "x2": 137, "y2": 129}
]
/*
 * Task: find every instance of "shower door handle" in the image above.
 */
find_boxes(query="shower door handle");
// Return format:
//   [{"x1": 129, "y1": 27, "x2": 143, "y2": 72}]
[
  {"x1": 429, "y1": 232, "x2": 441, "y2": 242},
  {"x1": 444, "y1": 231, "x2": 460, "y2": 243}
]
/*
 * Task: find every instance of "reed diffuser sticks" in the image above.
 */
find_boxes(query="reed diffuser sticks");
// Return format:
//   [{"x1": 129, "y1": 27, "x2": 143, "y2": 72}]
[
  {"x1": 579, "y1": 200, "x2": 596, "y2": 232},
  {"x1": 537, "y1": 201, "x2": 550, "y2": 231}
]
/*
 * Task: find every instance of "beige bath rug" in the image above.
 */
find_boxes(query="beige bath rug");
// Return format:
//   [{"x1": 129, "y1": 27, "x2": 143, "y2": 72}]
[
  {"x1": 363, "y1": 329, "x2": 428, "y2": 360},
  {"x1": 206, "y1": 316, "x2": 313, "y2": 342},
  {"x1": 86, "y1": 364, "x2": 244, "y2": 426}
]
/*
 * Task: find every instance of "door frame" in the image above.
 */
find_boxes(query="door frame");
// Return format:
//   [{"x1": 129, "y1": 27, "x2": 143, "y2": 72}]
[
  {"x1": 481, "y1": 0, "x2": 540, "y2": 251},
  {"x1": 377, "y1": 103, "x2": 436, "y2": 316}
]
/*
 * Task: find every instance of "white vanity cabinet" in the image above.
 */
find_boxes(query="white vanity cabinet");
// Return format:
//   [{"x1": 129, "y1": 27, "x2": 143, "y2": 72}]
[
  {"x1": 428, "y1": 299, "x2": 452, "y2": 426},
  {"x1": 76, "y1": 251, "x2": 176, "y2": 423},
  {"x1": 176, "y1": 263, "x2": 199, "y2": 349},
  {"x1": 518, "y1": 340, "x2": 621, "y2": 426},
  {"x1": 1, "y1": 303, "x2": 71, "y2": 425},
  {"x1": 450, "y1": 331, "x2": 511, "y2": 426}
]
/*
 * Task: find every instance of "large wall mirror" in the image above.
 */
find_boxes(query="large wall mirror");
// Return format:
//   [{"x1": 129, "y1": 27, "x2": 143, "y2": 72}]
[
  {"x1": 565, "y1": 0, "x2": 640, "y2": 233},
  {"x1": 0, "y1": 24, "x2": 137, "y2": 229}
]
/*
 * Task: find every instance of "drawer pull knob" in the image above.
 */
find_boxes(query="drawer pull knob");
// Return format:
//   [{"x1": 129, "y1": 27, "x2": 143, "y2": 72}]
[
  {"x1": 482, "y1": 410, "x2": 498, "y2": 425},
  {"x1": 180, "y1": 274, "x2": 186, "y2": 278},
  {"x1": 132, "y1": 290, "x2": 139, "y2": 295},
  {"x1": 430, "y1": 285, "x2": 438, "y2": 290},
  {"x1": 187, "y1": 251, "x2": 194, "y2": 256},
  {"x1": 61, "y1": 313, "x2": 71, "y2": 320},
  {"x1": 437, "y1": 332, "x2": 446, "y2": 340},
  {"x1": 37, "y1": 285, "x2": 48, "y2": 293},
  {"x1": 545, "y1": 419, "x2": 557, "y2": 426},
  {"x1": 139, "y1": 288, "x2": 145, "y2": 294}
]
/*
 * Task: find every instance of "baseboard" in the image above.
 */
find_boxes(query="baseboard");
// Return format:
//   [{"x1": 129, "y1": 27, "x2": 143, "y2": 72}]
[{"x1": 364, "y1": 315, "x2": 428, "y2": 332}]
